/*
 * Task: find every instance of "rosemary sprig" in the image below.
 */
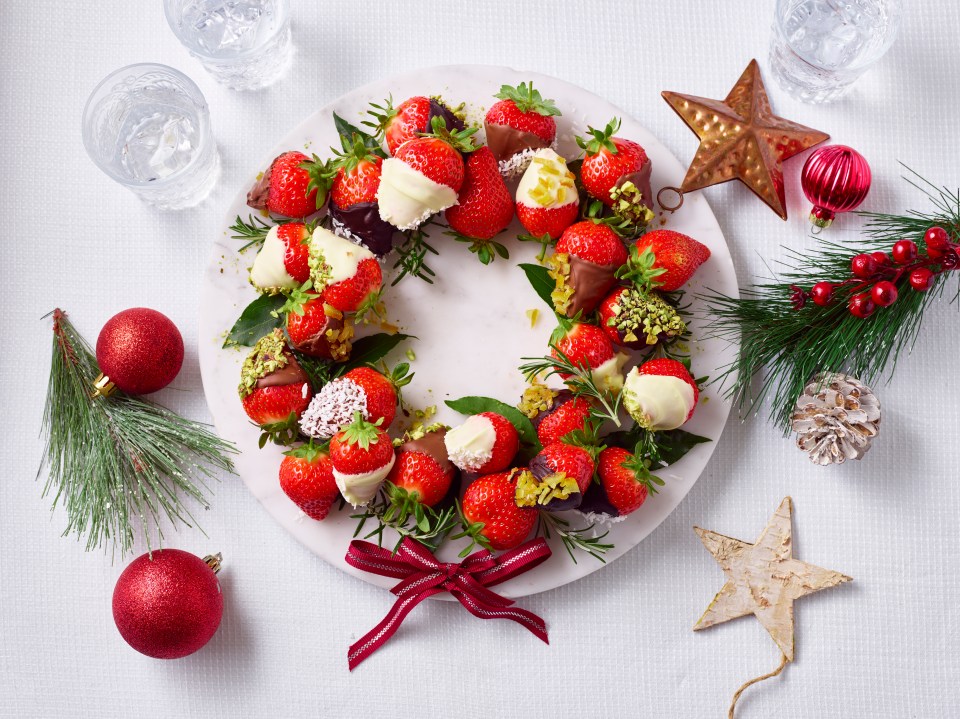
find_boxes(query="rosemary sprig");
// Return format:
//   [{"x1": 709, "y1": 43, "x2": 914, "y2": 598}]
[
  {"x1": 519, "y1": 346, "x2": 623, "y2": 426},
  {"x1": 351, "y1": 485, "x2": 458, "y2": 552},
  {"x1": 391, "y1": 222, "x2": 439, "y2": 286},
  {"x1": 537, "y1": 512, "x2": 613, "y2": 563},
  {"x1": 229, "y1": 214, "x2": 292, "y2": 252},
  {"x1": 701, "y1": 166, "x2": 960, "y2": 431},
  {"x1": 41, "y1": 310, "x2": 237, "y2": 556}
]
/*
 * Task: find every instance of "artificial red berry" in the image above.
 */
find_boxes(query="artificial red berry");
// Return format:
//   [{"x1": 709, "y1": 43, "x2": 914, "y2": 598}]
[
  {"x1": 848, "y1": 292, "x2": 876, "y2": 319},
  {"x1": 924, "y1": 226, "x2": 950, "y2": 259},
  {"x1": 850, "y1": 253, "x2": 878, "y2": 278},
  {"x1": 870, "y1": 280, "x2": 898, "y2": 307},
  {"x1": 810, "y1": 281, "x2": 834, "y2": 306},
  {"x1": 891, "y1": 239, "x2": 918, "y2": 265},
  {"x1": 870, "y1": 251, "x2": 891, "y2": 267},
  {"x1": 909, "y1": 267, "x2": 934, "y2": 291}
]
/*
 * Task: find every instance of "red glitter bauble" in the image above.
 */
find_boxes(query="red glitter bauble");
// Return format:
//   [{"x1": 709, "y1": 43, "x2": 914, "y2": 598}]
[
  {"x1": 801, "y1": 145, "x2": 872, "y2": 229},
  {"x1": 112, "y1": 549, "x2": 223, "y2": 659},
  {"x1": 96, "y1": 308, "x2": 184, "y2": 394}
]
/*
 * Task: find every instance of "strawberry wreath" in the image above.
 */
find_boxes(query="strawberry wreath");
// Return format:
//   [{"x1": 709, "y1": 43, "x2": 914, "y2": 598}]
[{"x1": 226, "y1": 82, "x2": 713, "y2": 563}]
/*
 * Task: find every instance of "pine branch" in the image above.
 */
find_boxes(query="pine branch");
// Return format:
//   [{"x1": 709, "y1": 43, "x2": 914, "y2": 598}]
[
  {"x1": 701, "y1": 167, "x2": 960, "y2": 432},
  {"x1": 41, "y1": 310, "x2": 237, "y2": 556}
]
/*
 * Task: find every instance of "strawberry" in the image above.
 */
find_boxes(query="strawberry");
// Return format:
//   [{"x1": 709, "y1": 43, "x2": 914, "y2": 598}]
[
  {"x1": 576, "y1": 118, "x2": 652, "y2": 209},
  {"x1": 598, "y1": 285, "x2": 686, "y2": 350},
  {"x1": 238, "y1": 329, "x2": 312, "y2": 431},
  {"x1": 299, "y1": 364, "x2": 407, "y2": 439},
  {"x1": 247, "y1": 150, "x2": 325, "y2": 219},
  {"x1": 458, "y1": 470, "x2": 537, "y2": 551},
  {"x1": 248, "y1": 222, "x2": 312, "y2": 294},
  {"x1": 445, "y1": 147, "x2": 515, "y2": 263},
  {"x1": 307, "y1": 227, "x2": 382, "y2": 314},
  {"x1": 377, "y1": 117, "x2": 479, "y2": 231},
  {"x1": 632, "y1": 230, "x2": 711, "y2": 292},
  {"x1": 515, "y1": 441, "x2": 594, "y2": 512},
  {"x1": 549, "y1": 221, "x2": 628, "y2": 317},
  {"x1": 551, "y1": 320, "x2": 627, "y2": 394},
  {"x1": 515, "y1": 149, "x2": 580, "y2": 246},
  {"x1": 536, "y1": 393, "x2": 593, "y2": 447},
  {"x1": 444, "y1": 412, "x2": 519, "y2": 474},
  {"x1": 484, "y1": 82, "x2": 560, "y2": 164},
  {"x1": 623, "y1": 358, "x2": 699, "y2": 431},
  {"x1": 329, "y1": 413, "x2": 396, "y2": 506},
  {"x1": 365, "y1": 96, "x2": 465, "y2": 156},
  {"x1": 330, "y1": 148, "x2": 382, "y2": 211},
  {"x1": 387, "y1": 425, "x2": 455, "y2": 508},
  {"x1": 279, "y1": 442, "x2": 340, "y2": 520},
  {"x1": 284, "y1": 291, "x2": 353, "y2": 361},
  {"x1": 597, "y1": 446, "x2": 663, "y2": 516}
]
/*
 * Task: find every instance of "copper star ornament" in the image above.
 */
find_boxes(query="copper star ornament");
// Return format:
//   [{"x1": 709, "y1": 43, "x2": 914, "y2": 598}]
[
  {"x1": 662, "y1": 59, "x2": 829, "y2": 220},
  {"x1": 693, "y1": 497, "x2": 851, "y2": 661}
]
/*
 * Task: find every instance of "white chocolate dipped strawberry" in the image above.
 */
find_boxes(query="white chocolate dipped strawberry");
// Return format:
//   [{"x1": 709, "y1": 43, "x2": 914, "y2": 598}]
[{"x1": 516, "y1": 149, "x2": 579, "y2": 241}]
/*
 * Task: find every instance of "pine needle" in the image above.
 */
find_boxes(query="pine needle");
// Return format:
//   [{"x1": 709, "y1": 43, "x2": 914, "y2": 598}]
[
  {"x1": 41, "y1": 310, "x2": 237, "y2": 557},
  {"x1": 701, "y1": 166, "x2": 960, "y2": 432}
]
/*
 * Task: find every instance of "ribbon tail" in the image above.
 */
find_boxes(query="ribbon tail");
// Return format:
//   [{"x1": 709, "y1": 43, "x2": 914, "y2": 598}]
[
  {"x1": 453, "y1": 591, "x2": 549, "y2": 645},
  {"x1": 348, "y1": 586, "x2": 444, "y2": 670}
]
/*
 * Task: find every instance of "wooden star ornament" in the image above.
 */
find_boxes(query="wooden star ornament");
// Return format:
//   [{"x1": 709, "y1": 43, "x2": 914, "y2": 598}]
[
  {"x1": 693, "y1": 497, "x2": 851, "y2": 661},
  {"x1": 662, "y1": 59, "x2": 829, "y2": 219}
]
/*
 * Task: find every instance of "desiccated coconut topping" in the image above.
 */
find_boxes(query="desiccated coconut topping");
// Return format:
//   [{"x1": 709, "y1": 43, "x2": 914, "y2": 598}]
[{"x1": 298, "y1": 377, "x2": 368, "y2": 439}]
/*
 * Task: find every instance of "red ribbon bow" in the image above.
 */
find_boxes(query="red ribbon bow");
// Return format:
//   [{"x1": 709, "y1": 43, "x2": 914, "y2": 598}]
[{"x1": 345, "y1": 536, "x2": 552, "y2": 670}]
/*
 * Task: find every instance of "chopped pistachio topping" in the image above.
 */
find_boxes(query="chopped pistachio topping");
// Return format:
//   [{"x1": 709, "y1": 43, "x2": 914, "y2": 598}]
[
  {"x1": 610, "y1": 181, "x2": 655, "y2": 227},
  {"x1": 406, "y1": 349, "x2": 416, "y2": 361},
  {"x1": 528, "y1": 156, "x2": 576, "y2": 207},
  {"x1": 517, "y1": 383, "x2": 559, "y2": 419},
  {"x1": 609, "y1": 288, "x2": 686, "y2": 345},
  {"x1": 548, "y1": 252, "x2": 574, "y2": 315},
  {"x1": 514, "y1": 470, "x2": 579, "y2": 507},
  {"x1": 307, "y1": 244, "x2": 332, "y2": 291},
  {"x1": 238, "y1": 329, "x2": 290, "y2": 398},
  {"x1": 410, "y1": 405, "x2": 438, "y2": 432},
  {"x1": 526, "y1": 308, "x2": 540, "y2": 327},
  {"x1": 325, "y1": 320, "x2": 355, "y2": 362}
]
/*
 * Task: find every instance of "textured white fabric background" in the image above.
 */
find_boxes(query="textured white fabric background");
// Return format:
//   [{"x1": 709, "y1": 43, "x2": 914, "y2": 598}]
[{"x1": 2, "y1": 1, "x2": 959, "y2": 717}]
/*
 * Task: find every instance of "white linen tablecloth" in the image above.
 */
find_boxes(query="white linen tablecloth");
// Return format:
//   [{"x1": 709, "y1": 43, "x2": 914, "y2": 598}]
[{"x1": 2, "y1": 1, "x2": 959, "y2": 716}]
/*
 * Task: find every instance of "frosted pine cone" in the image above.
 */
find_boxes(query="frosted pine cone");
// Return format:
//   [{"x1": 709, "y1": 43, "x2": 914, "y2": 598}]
[{"x1": 791, "y1": 373, "x2": 881, "y2": 465}]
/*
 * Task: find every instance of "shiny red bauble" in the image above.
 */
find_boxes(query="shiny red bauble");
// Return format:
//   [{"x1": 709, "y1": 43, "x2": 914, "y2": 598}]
[
  {"x1": 850, "y1": 253, "x2": 878, "y2": 279},
  {"x1": 891, "y1": 240, "x2": 918, "y2": 265},
  {"x1": 871, "y1": 281, "x2": 898, "y2": 307},
  {"x1": 801, "y1": 145, "x2": 872, "y2": 229},
  {"x1": 848, "y1": 292, "x2": 876, "y2": 319},
  {"x1": 810, "y1": 281, "x2": 835, "y2": 306},
  {"x1": 113, "y1": 549, "x2": 223, "y2": 659},
  {"x1": 96, "y1": 308, "x2": 184, "y2": 394},
  {"x1": 924, "y1": 226, "x2": 950, "y2": 259},
  {"x1": 909, "y1": 267, "x2": 935, "y2": 291}
]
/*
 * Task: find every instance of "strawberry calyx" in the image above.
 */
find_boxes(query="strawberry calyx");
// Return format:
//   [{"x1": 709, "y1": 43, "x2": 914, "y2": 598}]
[
  {"x1": 514, "y1": 469, "x2": 579, "y2": 508},
  {"x1": 446, "y1": 230, "x2": 510, "y2": 265},
  {"x1": 379, "y1": 361, "x2": 414, "y2": 406},
  {"x1": 382, "y1": 481, "x2": 432, "y2": 530},
  {"x1": 354, "y1": 287, "x2": 386, "y2": 324},
  {"x1": 494, "y1": 82, "x2": 561, "y2": 117},
  {"x1": 424, "y1": 116, "x2": 479, "y2": 154},
  {"x1": 332, "y1": 133, "x2": 385, "y2": 176},
  {"x1": 517, "y1": 232, "x2": 556, "y2": 264},
  {"x1": 340, "y1": 411, "x2": 384, "y2": 450},
  {"x1": 560, "y1": 419, "x2": 606, "y2": 463},
  {"x1": 257, "y1": 411, "x2": 301, "y2": 448},
  {"x1": 616, "y1": 245, "x2": 667, "y2": 292},
  {"x1": 277, "y1": 280, "x2": 321, "y2": 317},
  {"x1": 452, "y1": 500, "x2": 493, "y2": 556},
  {"x1": 362, "y1": 95, "x2": 398, "y2": 139},
  {"x1": 620, "y1": 446, "x2": 665, "y2": 496},
  {"x1": 283, "y1": 438, "x2": 330, "y2": 461},
  {"x1": 575, "y1": 117, "x2": 621, "y2": 156},
  {"x1": 301, "y1": 154, "x2": 337, "y2": 210}
]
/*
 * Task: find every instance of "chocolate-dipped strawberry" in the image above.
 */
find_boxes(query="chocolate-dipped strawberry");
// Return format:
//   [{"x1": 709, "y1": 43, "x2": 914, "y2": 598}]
[
  {"x1": 308, "y1": 227, "x2": 382, "y2": 315},
  {"x1": 366, "y1": 95, "x2": 466, "y2": 156},
  {"x1": 247, "y1": 150, "x2": 329, "y2": 219},
  {"x1": 387, "y1": 424, "x2": 456, "y2": 508},
  {"x1": 576, "y1": 118, "x2": 653, "y2": 214},
  {"x1": 622, "y1": 358, "x2": 699, "y2": 431},
  {"x1": 248, "y1": 222, "x2": 312, "y2": 295},
  {"x1": 484, "y1": 82, "x2": 561, "y2": 178},
  {"x1": 598, "y1": 285, "x2": 686, "y2": 350},
  {"x1": 515, "y1": 149, "x2": 580, "y2": 243},
  {"x1": 326, "y1": 136, "x2": 396, "y2": 257},
  {"x1": 285, "y1": 292, "x2": 354, "y2": 360},
  {"x1": 299, "y1": 366, "x2": 401, "y2": 439},
  {"x1": 444, "y1": 412, "x2": 519, "y2": 474},
  {"x1": 518, "y1": 386, "x2": 592, "y2": 447},
  {"x1": 514, "y1": 441, "x2": 594, "y2": 512},
  {"x1": 238, "y1": 329, "x2": 312, "y2": 428},
  {"x1": 548, "y1": 221, "x2": 628, "y2": 318}
]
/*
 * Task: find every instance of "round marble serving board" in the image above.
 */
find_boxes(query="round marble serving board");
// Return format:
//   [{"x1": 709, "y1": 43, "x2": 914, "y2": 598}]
[{"x1": 199, "y1": 64, "x2": 739, "y2": 599}]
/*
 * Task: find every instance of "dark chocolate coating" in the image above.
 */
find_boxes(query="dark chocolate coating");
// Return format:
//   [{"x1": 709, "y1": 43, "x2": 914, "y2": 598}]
[
  {"x1": 328, "y1": 201, "x2": 397, "y2": 257},
  {"x1": 576, "y1": 481, "x2": 620, "y2": 517}
]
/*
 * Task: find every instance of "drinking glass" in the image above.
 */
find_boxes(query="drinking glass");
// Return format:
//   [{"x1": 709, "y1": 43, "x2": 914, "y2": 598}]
[
  {"x1": 82, "y1": 64, "x2": 220, "y2": 210},
  {"x1": 769, "y1": 0, "x2": 903, "y2": 104},
  {"x1": 163, "y1": 0, "x2": 292, "y2": 91}
]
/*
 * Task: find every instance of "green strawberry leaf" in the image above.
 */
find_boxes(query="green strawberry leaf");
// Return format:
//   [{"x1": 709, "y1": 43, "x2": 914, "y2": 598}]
[
  {"x1": 445, "y1": 396, "x2": 541, "y2": 451},
  {"x1": 518, "y1": 263, "x2": 555, "y2": 310},
  {"x1": 605, "y1": 425, "x2": 711, "y2": 468},
  {"x1": 332, "y1": 111, "x2": 384, "y2": 155},
  {"x1": 223, "y1": 294, "x2": 287, "y2": 348},
  {"x1": 341, "y1": 333, "x2": 413, "y2": 372}
]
